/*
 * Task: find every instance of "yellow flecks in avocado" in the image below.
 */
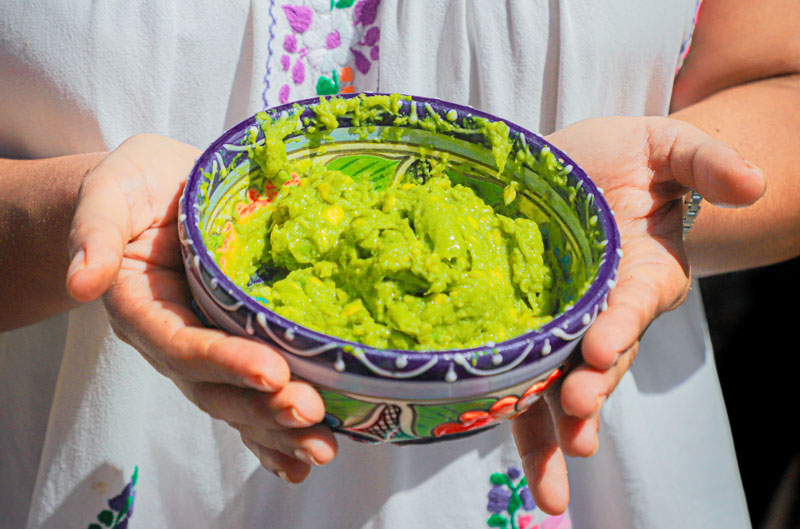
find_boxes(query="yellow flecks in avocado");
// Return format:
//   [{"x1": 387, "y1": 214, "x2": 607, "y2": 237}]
[{"x1": 321, "y1": 205, "x2": 345, "y2": 225}]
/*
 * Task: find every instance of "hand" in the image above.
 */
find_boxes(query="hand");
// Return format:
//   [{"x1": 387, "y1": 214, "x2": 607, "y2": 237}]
[
  {"x1": 510, "y1": 116, "x2": 766, "y2": 514},
  {"x1": 66, "y1": 134, "x2": 337, "y2": 482}
]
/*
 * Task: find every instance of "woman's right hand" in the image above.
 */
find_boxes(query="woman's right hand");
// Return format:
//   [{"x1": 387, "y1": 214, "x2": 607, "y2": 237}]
[{"x1": 66, "y1": 134, "x2": 338, "y2": 482}]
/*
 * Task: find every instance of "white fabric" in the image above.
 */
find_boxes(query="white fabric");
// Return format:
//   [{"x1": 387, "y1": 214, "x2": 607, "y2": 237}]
[{"x1": 0, "y1": 0, "x2": 749, "y2": 527}]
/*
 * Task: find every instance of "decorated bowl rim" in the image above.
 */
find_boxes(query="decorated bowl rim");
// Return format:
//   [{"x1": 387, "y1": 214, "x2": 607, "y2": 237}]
[{"x1": 180, "y1": 92, "x2": 621, "y2": 382}]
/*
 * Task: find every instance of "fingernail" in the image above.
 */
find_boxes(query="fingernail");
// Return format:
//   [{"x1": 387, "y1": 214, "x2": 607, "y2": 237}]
[
  {"x1": 66, "y1": 249, "x2": 86, "y2": 280},
  {"x1": 293, "y1": 448, "x2": 322, "y2": 466},
  {"x1": 744, "y1": 160, "x2": 764, "y2": 177},
  {"x1": 244, "y1": 374, "x2": 278, "y2": 393},
  {"x1": 276, "y1": 470, "x2": 291, "y2": 483},
  {"x1": 275, "y1": 407, "x2": 313, "y2": 428}
]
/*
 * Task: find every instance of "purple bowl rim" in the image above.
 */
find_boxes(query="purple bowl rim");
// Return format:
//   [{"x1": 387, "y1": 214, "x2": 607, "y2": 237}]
[{"x1": 182, "y1": 92, "x2": 621, "y2": 366}]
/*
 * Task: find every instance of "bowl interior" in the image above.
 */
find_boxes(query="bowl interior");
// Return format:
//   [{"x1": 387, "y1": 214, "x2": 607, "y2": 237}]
[{"x1": 194, "y1": 97, "x2": 611, "y2": 346}]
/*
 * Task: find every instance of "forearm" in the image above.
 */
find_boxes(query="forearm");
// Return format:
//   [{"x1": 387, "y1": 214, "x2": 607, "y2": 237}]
[
  {"x1": 670, "y1": 74, "x2": 800, "y2": 276},
  {"x1": 0, "y1": 153, "x2": 106, "y2": 330}
]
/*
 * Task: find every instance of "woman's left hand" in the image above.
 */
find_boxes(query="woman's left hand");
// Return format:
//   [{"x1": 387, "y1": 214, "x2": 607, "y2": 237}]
[{"x1": 510, "y1": 116, "x2": 766, "y2": 514}]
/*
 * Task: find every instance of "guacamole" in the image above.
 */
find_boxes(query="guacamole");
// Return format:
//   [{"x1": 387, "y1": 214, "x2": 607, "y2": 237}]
[{"x1": 206, "y1": 95, "x2": 560, "y2": 351}]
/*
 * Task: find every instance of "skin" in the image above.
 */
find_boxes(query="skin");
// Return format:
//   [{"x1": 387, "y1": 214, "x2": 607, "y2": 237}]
[
  {"x1": 0, "y1": 153, "x2": 105, "y2": 330},
  {"x1": 0, "y1": 0, "x2": 797, "y2": 516}
]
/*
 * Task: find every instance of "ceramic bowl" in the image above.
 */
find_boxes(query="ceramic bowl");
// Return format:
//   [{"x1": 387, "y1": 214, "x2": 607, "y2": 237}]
[{"x1": 178, "y1": 93, "x2": 620, "y2": 444}]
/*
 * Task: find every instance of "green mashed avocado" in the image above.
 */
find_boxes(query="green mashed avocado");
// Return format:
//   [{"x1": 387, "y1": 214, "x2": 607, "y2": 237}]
[{"x1": 207, "y1": 95, "x2": 561, "y2": 351}]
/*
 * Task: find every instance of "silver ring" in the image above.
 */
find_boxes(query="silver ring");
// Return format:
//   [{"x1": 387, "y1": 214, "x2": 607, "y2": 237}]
[{"x1": 682, "y1": 190, "x2": 702, "y2": 237}]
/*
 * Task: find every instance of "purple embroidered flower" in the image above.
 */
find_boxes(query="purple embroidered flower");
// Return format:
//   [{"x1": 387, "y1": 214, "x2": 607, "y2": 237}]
[
  {"x1": 326, "y1": 30, "x2": 341, "y2": 50},
  {"x1": 107, "y1": 483, "x2": 131, "y2": 511},
  {"x1": 283, "y1": 5, "x2": 313, "y2": 33},
  {"x1": 350, "y1": 47, "x2": 371, "y2": 74},
  {"x1": 284, "y1": 34, "x2": 297, "y2": 53},
  {"x1": 370, "y1": 45, "x2": 379, "y2": 61},
  {"x1": 507, "y1": 466, "x2": 522, "y2": 480},
  {"x1": 87, "y1": 466, "x2": 138, "y2": 529},
  {"x1": 360, "y1": 26, "x2": 380, "y2": 46},
  {"x1": 487, "y1": 484, "x2": 512, "y2": 513},
  {"x1": 519, "y1": 485, "x2": 536, "y2": 511},
  {"x1": 353, "y1": 0, "x2": 380, "y2": 26}
]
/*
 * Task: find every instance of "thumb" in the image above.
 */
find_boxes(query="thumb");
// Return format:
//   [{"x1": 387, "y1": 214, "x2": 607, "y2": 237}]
[
  {"x1": 66, "y1": 158, "x2": 133, "y2": 303},
  {"x1": 662, "y1": 120, "x2": 766, "y2": 207}
]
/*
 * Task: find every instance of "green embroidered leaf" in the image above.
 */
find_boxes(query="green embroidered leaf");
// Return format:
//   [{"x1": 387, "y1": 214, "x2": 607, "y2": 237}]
[
  {"x1": 88, "y1": 524, "x2": 103, "y2": 529},
  {"x1": 487, "y1": 513, "x2": 509, "y2": 527},
  {"x1": 97, "y1": 510, "x2": 114, "y2": 526},
  {"x1": 326, "y1": 155, "x2": 401, "y2": 191},
  {"x1": 335, "y1": 0, "x2": 356, "y2": 7},
  {"x1": 489, "y1": 472, "x2": 512, "y2": 487},
  {"x1": 316, "y1": 70, "x2": 340, "y2": 96},
  {"x1": 507, "y1": 491, "x2": 522, "y2": 516},
  {"x1": 316, "y1": 76, "x2": 339, "y2": 96},
  {"x1": 518, "y1": 476, "x2": 527, "y2": 489}
]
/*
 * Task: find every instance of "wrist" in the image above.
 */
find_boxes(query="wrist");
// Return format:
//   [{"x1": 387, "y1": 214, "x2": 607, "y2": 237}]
[{"x1": 0, "y1": 151, "x2": 108, "y2": 330}]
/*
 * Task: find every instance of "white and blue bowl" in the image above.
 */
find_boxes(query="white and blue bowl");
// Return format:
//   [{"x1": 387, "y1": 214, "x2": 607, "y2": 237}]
[{"x1": 178, "y1": 94, "x2": 620, "y2": 444}]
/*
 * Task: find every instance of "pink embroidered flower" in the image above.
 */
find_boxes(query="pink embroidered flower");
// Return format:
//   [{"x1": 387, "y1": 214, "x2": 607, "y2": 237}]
[
  {"x1": 326, "y1": 30, "x2": 341, "y2": 50},
  {"x1": 279, "y1": 84, "x2": 291, "y2": 104},
  {"x1": 282, "y1": 5, "x2": 313, "y2": 33},
  {"x1": 284, "y1": 34, "x2": 297, "y2": 53},
  {"x1": 542, "y1": 514, "x2": 571, "y2": 529}
]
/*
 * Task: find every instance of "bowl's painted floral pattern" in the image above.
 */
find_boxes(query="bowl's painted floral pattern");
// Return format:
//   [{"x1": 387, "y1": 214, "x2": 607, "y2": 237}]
[{"x1": 179, "y1": 93, "x2": 620, "y2": 443}]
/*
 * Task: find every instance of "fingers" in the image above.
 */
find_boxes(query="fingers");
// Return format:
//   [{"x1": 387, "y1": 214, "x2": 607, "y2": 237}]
[
  {"x1": 191, "y1": 381, "x2": 336, "y2": 483},
  {"x1": 66, "y1": 163, "x2": 132, "y2": 302},
  {"x1": 239, "y1": 422, "x2": 338, "y2": 467},
  {"x1": 168, "y1": 327, "x2": 293, "y2": 390},
  {"x1": 66, "y1": 134, "x2": 200, "y2": 303},
  {"x1": 190, "y1": 380, "x2": 326, "y2": 428},
  {"x1": 241, "y1": 436, "x2": 312, "y2": 483},
  {"x1": 548, "y1": 342, "x2": 638, "y2": 460},
  {"x1": 654, "y1": 119, "x2": 766, "y2": 206},
  {"x1": 582, "y1": 237, "x2": 688, "y2": 369},
  {"x1": 562, "y1": 344, "x2": 637, "y2": 418},
  {"x1": 554, "y1": 415, "x2": 600, "y2": 459},
  {"x1": 511, "y1": 399, "x2": 569, "y2": 516},
  {"x1": 105, "y1": 270, "x2": 292, "y2": 390}
]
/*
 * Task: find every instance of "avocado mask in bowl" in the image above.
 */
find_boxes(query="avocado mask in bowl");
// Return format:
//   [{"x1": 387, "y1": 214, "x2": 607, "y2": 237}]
[{"x1": 180, "y1": 93, "x2": 619, "y2": 444}]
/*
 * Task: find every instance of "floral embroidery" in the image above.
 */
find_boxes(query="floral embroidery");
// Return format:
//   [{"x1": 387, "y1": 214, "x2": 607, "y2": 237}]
[
  {"x1": 283, "y1": 5, "x2": 314, "y2": 33},
  {"x1": 87, "y1": 466, "x2": 138, "y2": 529},
  {"x1": 265, "y1": 0, "x2": 381, "y2": 107},
  {"x1": 487, "y1": 466, "x2": 571, "y2": 529}
]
